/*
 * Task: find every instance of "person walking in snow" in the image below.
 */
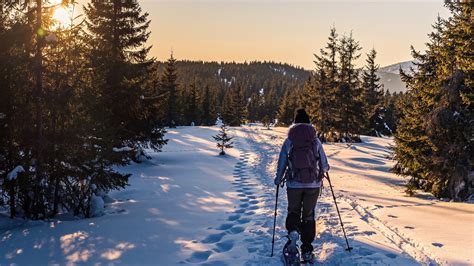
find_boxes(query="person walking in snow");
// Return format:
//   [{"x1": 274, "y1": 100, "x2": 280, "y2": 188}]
[{"x1": 274, "y1": 108, "x2": 330, "y2": 263}]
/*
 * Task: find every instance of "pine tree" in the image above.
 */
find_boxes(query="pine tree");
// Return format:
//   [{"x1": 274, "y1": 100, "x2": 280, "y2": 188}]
[
  {"x1": 200, "y1": 85, "x2": 215, "y2": 126},
  {"x1": 314, "y1": 26, "x2": 339, "y2": 137},
  {"x1": 246, "y1": 92, "x2": 262, "y2": 122},
  {"x1": 82, "y1": 0, "x2": 165, "y2": 212},
  {"x1": 382, "y1": 90, "x2": 401, "y2": 135},
  {"x1": 262, "y1": 87, "x2": 279, "y2": 125},
  {"x1": 393, "y1": 3, "x2": 473, "y2": 200},
  {"x1": 361, "y1": 48, "x2": 384, "y2": 136},
  {"x1": 0, "y1": 0, "x2": 139, "y2": 218},
  {"x1": 160, "y1": 53, "x2": 179, "y2": 127},
  {"x1": 310, "y1": 66, "x2": 332, "y2": 141},
  {"x1": 335, "y1": 32, "x2": 363, "y2": 141},
  {"x1": 222, "y1": 85, "x2": 246, "y2": 126},
  {"x1": 0, "y1": 2, "x2": 36, "y2": 217},
  {"x1": 181, "y1": 82, "x2": 199, "y2": 125},
  {"x1": 213, "y1": 124, "x2": 234, "y2": 155},
  {"x1": 277, "y1": 89, "x2": 298, "y2": 126}
]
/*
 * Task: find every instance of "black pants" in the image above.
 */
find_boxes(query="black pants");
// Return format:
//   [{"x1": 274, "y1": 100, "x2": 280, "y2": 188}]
[{"x1": 286, "y1": 187, "x2": 320, "y2": 253}]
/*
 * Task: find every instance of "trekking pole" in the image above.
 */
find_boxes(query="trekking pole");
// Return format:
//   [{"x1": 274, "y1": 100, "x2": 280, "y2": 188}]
[
  {"x1": 270, "y1": 184, "x2": 279, "y2": 257},
  {"x1": 326, "y1": 173, "x2": 353, "y2": 252}
]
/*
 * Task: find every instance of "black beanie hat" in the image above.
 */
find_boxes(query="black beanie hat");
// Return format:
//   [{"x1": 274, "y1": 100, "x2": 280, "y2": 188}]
[{"x1": 294, "y1": 108, "x2": 310, "y2": 124}]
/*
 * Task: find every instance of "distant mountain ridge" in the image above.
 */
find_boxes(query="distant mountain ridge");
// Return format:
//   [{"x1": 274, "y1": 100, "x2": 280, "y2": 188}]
[
  {"x1": 157, "y1": 60, "x2": 411, "y2": 94},
  {"x1": 379, "y1": 60, "x2": 417, "y2": 75},
  {"x1": 376, "y1": 60, "x2": 415, "y2": 93}
]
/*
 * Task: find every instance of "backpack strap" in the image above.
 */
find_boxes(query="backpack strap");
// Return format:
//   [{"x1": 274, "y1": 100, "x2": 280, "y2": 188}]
[{"x1": 286, "y1": 142, "x2": 295, "y2": 180}]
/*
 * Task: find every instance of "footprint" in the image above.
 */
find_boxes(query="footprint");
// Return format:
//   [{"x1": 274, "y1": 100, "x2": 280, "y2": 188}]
[
  {"x1": 385, "y1": 253, "x2": 397, "y2": 259},
  {"x1": 388, "y1": 214, "x2": 398, "y2": 218},
  {"x1": 187, "y1": 250, "x2": 212, "y2": 263},
  {"x1": 239, "y1": 203, "x2": 250, "y2": 208},
  {"x1": 237, "y1": 218, "x2": 251, "y2": 224},
  {"x1": 201, "y1": 261, "x2": 228, "y2": 266},
  {"x1": 202, "y1": 232, "x2": 226, "y2": 244},
  {"x1": 228, "y1": 214, "x2": 241, "y2": 221},
  {"x1": 432, "y1": 242, "x2": 444, "y2": 247},
  {"x1": 249, "y1": 200, "x2": 259, "y2": 205},
  {"x1": 234, "y1": 208, "x2": 246, "y2": 213},
  {"x1": 214, "y1": 240, "x2": 234, "y2": 253},
  {"x1": 374, "y1": 204, "x2": 384, "y2": 208},
  {"x1": 404, "y1": 226, "x2": 415, "y2": 229},
  {"x1": 248, "y1": 205, "x2": 259, "y2": 210},
  {"x1": 247, "y1": 247, "x2": 257, "y2": 253},
  {"x1": 244, "y1": 211, "x2": 256, "y2": 216},
  {"x1": 362, "y1": 230, "x2": 377, "y2": 236},
  {"x1": 247, "y1": 195, "x2": 257, "y2": 199},
  {"x1": 240, "y1": 198, "x2": 249, "y2": 202},
  {"x1": 216, "y1": 224, "x2": 233, "y2": 230},
  {"x1": 358, "y1": 247, "x2": 375, "y2": 256},
  {"x1": 229, "y1": 226, "x2": 245, "y2": 234}
]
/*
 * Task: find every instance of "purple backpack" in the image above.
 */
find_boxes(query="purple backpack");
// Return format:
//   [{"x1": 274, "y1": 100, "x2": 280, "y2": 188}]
[{"x1": 287, "y1": 124, "x2": 323, "y2": 183}]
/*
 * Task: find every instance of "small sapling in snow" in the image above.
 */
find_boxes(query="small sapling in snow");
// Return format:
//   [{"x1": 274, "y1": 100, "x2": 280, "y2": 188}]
[{"x1": 213, "y1": 124, "x2": 234, "y2": 155}]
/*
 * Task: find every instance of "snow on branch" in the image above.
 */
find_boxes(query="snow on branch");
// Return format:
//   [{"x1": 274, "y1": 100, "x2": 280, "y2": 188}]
[
  {"x1": 7, "y1": 166, "x2": 25, "y2": 180},
  {"x1": 113, "y1": 147, "x2": 133, "y2": 152}
]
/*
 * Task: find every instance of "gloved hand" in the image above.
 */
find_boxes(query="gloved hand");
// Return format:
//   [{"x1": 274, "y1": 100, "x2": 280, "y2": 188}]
[{"x1": 274, "y1": 177, "x2": 281, "y2": 186}]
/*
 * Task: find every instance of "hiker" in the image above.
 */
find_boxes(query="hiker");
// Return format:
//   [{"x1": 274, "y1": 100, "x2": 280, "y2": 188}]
[{"x1": 273, "y1": 108, "x2": 330, "y2": 262}]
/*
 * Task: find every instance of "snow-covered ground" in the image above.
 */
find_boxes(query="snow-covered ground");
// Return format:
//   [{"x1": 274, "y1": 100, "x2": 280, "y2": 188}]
[{"x1": 1, "y1": 125, "x2": 473, "y2": 265}]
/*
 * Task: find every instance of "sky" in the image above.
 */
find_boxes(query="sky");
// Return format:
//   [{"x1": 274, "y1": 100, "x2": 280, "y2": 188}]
[{"x1": 75, "y1": 0, "x2": 451, "y2": 69}]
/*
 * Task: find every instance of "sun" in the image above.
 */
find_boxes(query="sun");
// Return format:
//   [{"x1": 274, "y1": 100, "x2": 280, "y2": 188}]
[{"x1": 52, "y1": 6, "x2": 72, "y2": 29}]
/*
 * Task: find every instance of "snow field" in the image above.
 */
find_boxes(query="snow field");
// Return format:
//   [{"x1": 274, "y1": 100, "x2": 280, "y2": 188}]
[{"x1": 1, "y1": 125, "x2": 473, "y2": 265}]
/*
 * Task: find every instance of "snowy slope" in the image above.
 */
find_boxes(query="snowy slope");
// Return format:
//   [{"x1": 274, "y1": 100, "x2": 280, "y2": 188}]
[
  {"x1": 1, "y1": 125, "x2": 473, "y2": 265},
  {"x1": 379, "y1": 61, "x2": 417, "y2": 75},
  {"x1": 374, "y1": 60, "x2": 417, "y2": 93}
]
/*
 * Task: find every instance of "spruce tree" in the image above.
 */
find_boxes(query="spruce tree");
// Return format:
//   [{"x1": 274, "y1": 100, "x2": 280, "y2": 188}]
[
  {"x1": 314, "y1": 26, "x2": 339, "y2": 136},
  {"x1": 381, "y1": 90, "x2": 400, "y2": 135},
  {"x1": 335, "y1": 32, "x2": 363, "y2": 141},
  {"x1": 213, "y1": 124, "x2": 234, "y2": 155},
  {"x1": 160, "y1": 53, "x2": 179, "y2": 127},
  {"x1": 310, "y1": 66, "x2": 332, "y2": 141},
  {"x1": 262, "y1": 87, "x2": 279, "y2": 125},
  {"x1": 222, "y1": 85, "x2": 246, "y2": 126},
  {"x1": 0, "y1": 2, "x2": 36, "y2": 217},
  {"x1": 277, "y1": 89, "x2": 298, "y2": 126},
  {"x1": 361, "y1": 48, "x2": 384, "y2": 136},
  {"x1": 305, "y1": 27, "x2": 348, "y2": 141},
  {"x1": 200, "y1": 85, "x2": 215, "y2": 126},
  {"x1": 393, "y1": 3, "x2": 473, "y2": 200},
  {"x1": 246, "y1": 92, "x2": 262, "y2": 123},
  {"x1": 181, "y1": 82, "x2": 199, "y2": 125},
  {"x1": 82, "y1": 0, "x2": 166, "y2": 212}
]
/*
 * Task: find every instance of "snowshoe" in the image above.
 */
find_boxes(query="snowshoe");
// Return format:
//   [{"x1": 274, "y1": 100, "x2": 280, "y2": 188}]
[
  {"x1": 282, "y1": 231, "x2": 301, "y2": 266},
  {"x1": 300, "y1": 251, "x2": 316, "y2": 265}
]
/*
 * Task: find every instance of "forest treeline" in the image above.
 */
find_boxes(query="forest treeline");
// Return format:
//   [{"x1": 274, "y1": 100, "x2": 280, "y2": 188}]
[
  {"x1": 0, "y1": 0, "x2": 471, "y2": 220},
  {"x1": 152, "y1": 57, "x2": 402, "y2": 137}
]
